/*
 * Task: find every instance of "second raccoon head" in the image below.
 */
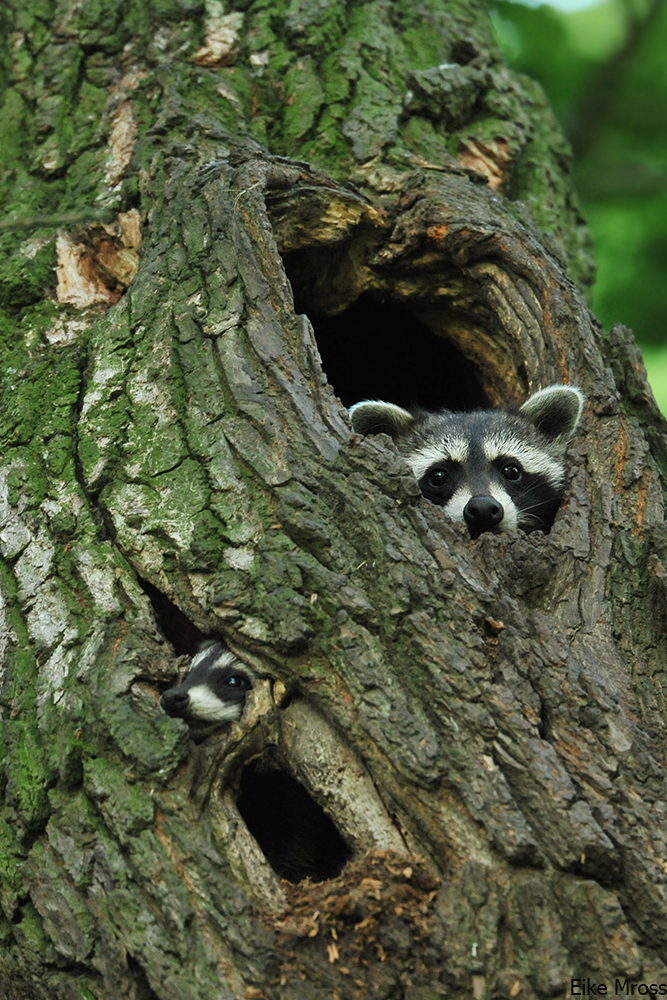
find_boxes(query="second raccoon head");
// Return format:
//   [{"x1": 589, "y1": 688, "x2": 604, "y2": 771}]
[
  {"x1": 160, "y1": 641, "x2": 254, "y2": 739},
  {"x1": 349, "y1": 385, "x2": 584, "y2": 539}
]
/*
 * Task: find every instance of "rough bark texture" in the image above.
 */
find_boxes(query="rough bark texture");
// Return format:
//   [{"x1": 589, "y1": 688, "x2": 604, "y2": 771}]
[{"x1": 1, "y1": 2, "x2": 667, "y2": 999}]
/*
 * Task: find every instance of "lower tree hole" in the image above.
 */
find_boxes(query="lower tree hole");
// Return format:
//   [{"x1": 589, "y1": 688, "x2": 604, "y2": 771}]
[
  {"x1": 294, "y1": 290, "x2": 488, "y2": 411},
  {"x1": 236, "y1": 762, "x2": 352, "y2": 883}
]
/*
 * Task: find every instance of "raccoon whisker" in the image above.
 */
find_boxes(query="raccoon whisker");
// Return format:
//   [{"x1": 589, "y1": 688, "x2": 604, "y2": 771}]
[
  {"x1": 517, "y1": 508, "x2": 550, "y2": 525},
  {"x1": 514, "y1": 496, "x2": 557, "y2": 514}
]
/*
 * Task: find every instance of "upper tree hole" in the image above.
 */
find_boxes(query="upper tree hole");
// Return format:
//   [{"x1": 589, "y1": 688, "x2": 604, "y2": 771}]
[
  {"x1": 138, "y1": 576, "x2": 206, "y2": 656},
  {"x1": 293, "y1": 292, "x2": 487, "y2": 412},
  {"x1": 236, "y1": 762, "x2": 352, "y2": 883}
]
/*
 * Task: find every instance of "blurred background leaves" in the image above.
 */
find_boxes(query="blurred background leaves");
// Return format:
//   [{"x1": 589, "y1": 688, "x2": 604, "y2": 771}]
[{"x1": 490, "y1": 0, "x2": 667, "y2": 409}]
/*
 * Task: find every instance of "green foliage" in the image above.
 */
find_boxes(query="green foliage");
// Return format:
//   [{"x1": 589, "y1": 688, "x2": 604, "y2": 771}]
[
  {"x1": 490, "y1": 2, "x2": 600, "y2": 124},
  {"x1": 490, "y1": 0, "x2": 667, "y2": 404},
  {"x1": 639, "y1": 344, "x2": 667, "y2": 414}
]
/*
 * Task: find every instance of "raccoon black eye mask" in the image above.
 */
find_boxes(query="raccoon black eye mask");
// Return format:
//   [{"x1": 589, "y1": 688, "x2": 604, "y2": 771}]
[
  {"x1": 349, "y1": 385, "x2": 584, "y2": 539},
  {"x1": 160, "y1": 641, "x2": 254, "y2": 739}
]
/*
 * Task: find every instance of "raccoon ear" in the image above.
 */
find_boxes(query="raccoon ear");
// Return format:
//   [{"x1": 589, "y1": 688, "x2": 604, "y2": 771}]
[
  {"x1": 520, "y1": 385, "x2": 585, "y2": 447},
  {"x1": 349, "y1": 400, "x2": 414, "y2": 438}
]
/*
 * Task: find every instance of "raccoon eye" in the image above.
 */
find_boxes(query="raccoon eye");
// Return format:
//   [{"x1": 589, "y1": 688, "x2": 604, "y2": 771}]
[
  {"x1": 427, "y1": 468, "x2": 449, "y2": 488},
  {"x1": 501, "y1": 463, "x2": 522, "y2": 481},
  {"x1": 225, "y1": 672, "x2": 250, "y2": 689}
]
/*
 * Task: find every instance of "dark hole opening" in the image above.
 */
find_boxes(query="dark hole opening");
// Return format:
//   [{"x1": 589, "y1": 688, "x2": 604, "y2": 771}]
[
  {"x1": 127, "y1": 955, "x2": 161, "y2": 1000},
  {"x1": 137, "y1": 576, "x2": 206, "y2": 656},
  {"x1": 298, "y1": 294, "x2": 487, "y2": 411},
  {"x1": 236, "y1": 762, "x2": 352, "y2": 883}
]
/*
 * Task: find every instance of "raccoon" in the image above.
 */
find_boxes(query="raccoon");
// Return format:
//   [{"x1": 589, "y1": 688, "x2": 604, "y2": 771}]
[
  {"x1": 349, "y1": 385, "x2": 584, "y2": 538},
  {"x1": 160, "y1": 641, "x2": 254, "y2": 738}
]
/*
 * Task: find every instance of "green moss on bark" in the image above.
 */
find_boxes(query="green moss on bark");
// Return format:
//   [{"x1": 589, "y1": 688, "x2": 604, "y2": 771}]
[
  {"x1": 3, "y1": 721, "x2": 55, "y2": 835},
  {"x1": 0, "y1": 242, "x2": 56, "y2": 312},
  {"x1": 0, "y1": 0, "x2": 593, "y2": 284}
]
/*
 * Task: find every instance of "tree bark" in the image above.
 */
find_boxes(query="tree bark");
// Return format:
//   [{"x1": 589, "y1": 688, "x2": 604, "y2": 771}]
[{"x1": 1, "y1": 2, "x2": 666, "y2": 998}]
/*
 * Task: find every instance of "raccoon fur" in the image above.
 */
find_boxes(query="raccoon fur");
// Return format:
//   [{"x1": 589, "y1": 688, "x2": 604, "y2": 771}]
[
  {"x1": 160, "y1": 641, "x2": 254, "y2": 738},
  {"x1": 349, "y1": 385, "x2": 584, "y2": 538}
]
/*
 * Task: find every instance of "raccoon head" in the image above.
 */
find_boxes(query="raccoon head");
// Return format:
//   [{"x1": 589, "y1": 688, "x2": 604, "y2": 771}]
[
  {"x1": 350, "y1": 385, "x2": 584, "y2": 538},
  {"x1": 160, "y1": 641, "x2": 254, "y2": 739}
]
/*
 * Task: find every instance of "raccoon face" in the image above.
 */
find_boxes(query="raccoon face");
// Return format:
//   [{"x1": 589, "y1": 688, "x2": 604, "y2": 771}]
[
  {"x1": 350, "y1": 385, "x2": 584, "y2": 539},
  {"x1": 160, "y1": 641, "x2": 253, "y2": 737}
]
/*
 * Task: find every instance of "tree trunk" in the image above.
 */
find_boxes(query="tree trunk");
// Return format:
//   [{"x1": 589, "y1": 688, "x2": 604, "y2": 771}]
[{"x1": 1, "y1": 2, "x2": 666, "y2": 998}]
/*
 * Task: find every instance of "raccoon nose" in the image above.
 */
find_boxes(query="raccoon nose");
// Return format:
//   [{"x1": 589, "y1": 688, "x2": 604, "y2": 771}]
[
  {"x1": 160, "y1": 689, "x2": 190, "y2": 717},
  {"x1": 463, "y1": 495, "x2": 504, "y2": 533}
]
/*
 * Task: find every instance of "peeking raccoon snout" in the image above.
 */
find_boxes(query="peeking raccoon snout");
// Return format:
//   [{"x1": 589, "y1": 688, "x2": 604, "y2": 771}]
[
  {"x1": 160, "y1": 641, "x2": 254, "y2": 738},
  {"x1": 349, "y1": 385, "x2": 584, "y2": 538},
  {"x1": 463, "y1": 495, "x2": 504, "y2": 533}
]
